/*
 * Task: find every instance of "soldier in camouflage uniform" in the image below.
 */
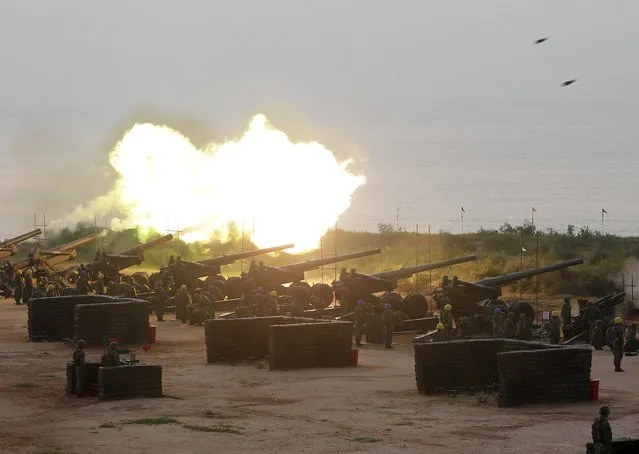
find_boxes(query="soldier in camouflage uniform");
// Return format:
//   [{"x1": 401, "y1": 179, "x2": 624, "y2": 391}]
[
  {"x1": 590, "y1": 320, "x2": 606, "y2": 350},
  {"x1": 503, "y1": 312, "x2": 516, "y2": 339},
  {"x1": 253, "y1": 288, "x2": 267, "y2": 317},
  {"x1": 73, "y1": 339, "x2": 87, "y2": 397},
  {"x1": 591, "y1": 405, "x2": 612, "y2": 454},
  {"x1": 22, "y1": 270, "x2": 33, "y2": 303},
  {"x1": 515, "y1": 313, "x2": 531, "y2": 340},
  {"x1": 175, "y1": 285, "x2": 191, "y2": 323},
  {"x1": 432, "y1": 323, "x2": 447, "y2": 342},
  {"x1": 94, "y1": 272, "x2": 106, "y2": 295},
  {"x1": 382, "y1": 303, "x2": 394, "y2": 349},
  {"x1": 76, "y1": 270, "x2": 89, "y2": 295},
  {"x1": 13, "y1": 270, "x2": 23, "y2": 305},
  {"x1": 266, "y1": 291, "x2": 280, "y2": 315},
  {"x1": 548, "y1": 310, "x2": 561, "y2": 344},
  {"x1": 439, "y1": 304, "x2": 454, "y2": 340},
  {"x1": 354, "y1": 300, "x2": 367, "y2": 347},
  {"x1": 154, "y1": 280, "x2": 167, "y2": 321},
  {"x1": 101, "y1": 341, "x2": 127, "y2": 366},
  {"x1": 611, "y1": 317, "x2": 625, "y2": 372}
]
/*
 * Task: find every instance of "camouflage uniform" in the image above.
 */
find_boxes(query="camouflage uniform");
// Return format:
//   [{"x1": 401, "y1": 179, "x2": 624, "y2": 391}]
[
  {"x1": 175, "y1": 287, "x2": 191, "y2": 323},
  {"x1": 253, "y1": 292, "x2": 267, "y2": 317},
  {"x1": 22, "y1": 276, "x2": 33, "y2": 303},
  {"x1": 382, "y1": 307, "x2": 394, "y2": 348},
  {"x1": 612, "y1": 324, "x2": 625, "y2": 371},
  {"x1": 101, "y1": 341, "x2": 128, "y2": 366},
  {"x1": 72, "y1": 340, "x2": 86, "y2": 397},
  {"x1": 154, "y1": 281, "x2": 166, "y2": 321},
  {"x1": 591, "y1": 413, "x2": 612, "y2": 454},
  {"x1": 95, "y1": 278, "x2": 106, "y2": 295},
  {"x1": 590, "y1": 321, "x2": 606, "y2": 349},
  {"x1": 439, "y1": 310, "x2": 454, "y2": 340},
  {"x1": 77, "y1": 272, "x2": 88, "y2": 295},
  {"x1": 456, "y1": 316, "x2": 472, "y2": 339},
  {"x1": 13, "y1": 274, "x2": 22, "y2": 305},
  {"x1": 503, "y1": 313, "x2": 516, "y2": 339},
  {"x1": 561, "y1": 298, "x2": 572, "y2": 329},
  {"x1": 354, "y1": 304, "x2": 367, "y2": 346},
  {"x1": 266, "y1": 296, "x2": 280, "y2": 316}
]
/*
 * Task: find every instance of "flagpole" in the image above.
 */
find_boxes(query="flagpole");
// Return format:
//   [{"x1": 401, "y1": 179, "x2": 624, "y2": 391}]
[
  {"x1": 531, "y1": 208, "x2": 535, "y2": 226},
  {"x1": 461, "y1": 207, "x2": 464, "y2": 234},
  {"x1": 601, "y1": 209, "x2": 605, "y2": 234},
  {"x1": 519, "y1": 229, "x2": 523, "y2": 301}
]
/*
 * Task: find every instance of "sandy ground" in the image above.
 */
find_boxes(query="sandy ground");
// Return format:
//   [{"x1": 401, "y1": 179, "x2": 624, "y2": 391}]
[{"x1": 0, "y1": 300, "x2": 637, "y2": 454}]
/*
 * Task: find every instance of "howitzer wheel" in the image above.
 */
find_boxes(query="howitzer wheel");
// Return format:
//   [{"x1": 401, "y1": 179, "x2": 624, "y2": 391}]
[
  {"x1": 148, "y1": 272, "x2": 161, "y2": 290},
  {"x1": 310, "y1": 283, "x2": 333, "y2": 309},
  {"x1": 507, "y1": 301, "x2": 535, "y2": 327},
  {"x1": 64, "y1": 269, "x2": 79, "y2": 286},
  {"x1": 131, "y1": 272, "x2": 150, "y2": 287},
  {"x1": 205, "y1": 275, "x2": 226, "y2": 291},
  {"x1": 404, "y1": 293, "x2": 428, "y2": 319},
  {"x1": 225, "y1": 277, "x2": 243, "y2": 299},
  {"x1": 293, "y1": 281, "x2": 311, "y2": 290},
  {"x1": 286, "y1": 284, "x2": 311, "y2": 308},
  {"x1": 381, "y1": 292, "x2": 404, "y2": 312}
]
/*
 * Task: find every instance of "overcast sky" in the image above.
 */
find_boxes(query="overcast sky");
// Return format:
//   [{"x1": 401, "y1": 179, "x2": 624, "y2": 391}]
[{"x1": 0, "y1": 1, "x2": 637, "y2": 236}]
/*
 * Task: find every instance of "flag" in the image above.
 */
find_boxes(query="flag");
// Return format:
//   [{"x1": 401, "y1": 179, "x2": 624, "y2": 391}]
[
  {"x1": 461, "y1": 206, "x2": 465, "y2": 213},
  {"x1": 602, "y1": 208, "x2": 607, "y2": 214}
]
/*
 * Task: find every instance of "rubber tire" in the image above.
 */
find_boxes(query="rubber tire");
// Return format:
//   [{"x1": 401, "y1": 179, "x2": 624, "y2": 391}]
[
  {"x1": 404, "y1": 293, "x2": 428, "y2": 319},
  {"x1": 508, "y1": 301, "x2": 535, "y2": 327},
  {"x1": 225, "y1": 277, "x2": 243, "y2": 299},
  {"x1": 310, "y1": 283, "x2": 333, "y2": 309},
  {"x1": 287, "y1": 285, "x2": 311, "y2": 308},
  {"x1": 381, "y1": 292, "x2": 404, "y2": 312},
  {"x1": 131, "y1": 272, "x2": 150, "y2": 287}
]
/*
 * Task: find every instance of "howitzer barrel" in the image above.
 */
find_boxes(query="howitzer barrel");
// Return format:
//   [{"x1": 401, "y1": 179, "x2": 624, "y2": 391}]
[
  {"x1": 199, "y1": 243, "x2": 294, "y2": 267},
  {"x1": 49, "y1": 234, "x2": 97, "y2": 252},
  {"x1": 119, "y1": 233, "x2": 174, "y2": 256},
  {"x1": 0, "y1": 229, "x2": 42, "y2": 247},
  {"x1": 476, "y1": 258, "x2": 584, "y2": 288},
  {"x1": 373, "y1": 255, "x2": 477, "y2": 281},
  {"x1": 283, "y1": 248, "x2": 382, "y2": 272}
]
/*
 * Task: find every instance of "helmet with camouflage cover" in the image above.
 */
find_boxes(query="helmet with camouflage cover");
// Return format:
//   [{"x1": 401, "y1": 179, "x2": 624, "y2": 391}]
[{"x1": 77, "y1": 339, "x2": 86, "y2": 348}]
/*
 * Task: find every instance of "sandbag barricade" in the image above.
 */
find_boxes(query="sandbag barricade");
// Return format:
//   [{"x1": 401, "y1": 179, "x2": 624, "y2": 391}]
[
  {"x1": 98, "y1": 364, "x2": 162, "y2": 401},
  {"x1": 73, "y1": 300, "x2": 150, "y2": 346},
  {"x1": 414, "y1": 339, "x2": 592, "y2": 407},
  {"x1": 204, "y1": 316, "x2": 318, "y2": 363},
  {"x1": 268, "y1": 321, "x2": 353, "y2": 370},
  {"x1": 28, "y1": 295, "x2": 126, "y2": 341}
]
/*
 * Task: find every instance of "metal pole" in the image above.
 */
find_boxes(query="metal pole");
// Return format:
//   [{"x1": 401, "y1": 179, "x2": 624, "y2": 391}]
[
  {"x1": 519, "y1": 230, "x2": 523, "y2": 301},
  {"x1": 241, "y1": 217, "x2": 245, "y2": 273},
  {"x1": 631, "y1": 274, "x2": 634, "y2": 317},
  {"x1": 415, "y1": 224, "x2": 419, "y2": 292},
  {"x1": 396, "y1": 206, "x2": 399, "y2": 231},
  {"x1": 461, "y1": 209, "x2": 464, "y2": 234},
  {"x1": 535, "y1": 231, "x2": 539, "y2": 307},
  {"x1": 428, "y1": 225, "x2": 432, "y2": 293},
  {"x1": 320, "y1": 235, "x2": 324, "y2": 284},
  {"x1": 334, "y1": 222, "x2": 337, "y2": 281}
]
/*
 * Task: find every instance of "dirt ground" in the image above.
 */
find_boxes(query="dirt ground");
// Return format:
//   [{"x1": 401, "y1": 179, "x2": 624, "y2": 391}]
[{"x1": 0, "y1": 300, "x2": 637, "y2": 454}]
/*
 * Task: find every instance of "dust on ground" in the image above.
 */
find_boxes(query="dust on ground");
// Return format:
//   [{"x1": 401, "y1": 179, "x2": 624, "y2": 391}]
[{"x1": 0, "y1": 300, "x2": 637, "y2": 454}]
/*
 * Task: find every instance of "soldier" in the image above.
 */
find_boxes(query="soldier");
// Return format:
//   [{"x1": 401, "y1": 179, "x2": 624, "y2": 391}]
[
  {"x1": 248, "y1": 259, "x2": 257, "y2": 272},
  {"x1": 95, "y1": 272, "x2": 106, "y2": 295},
  {"x1": 611, "y1": 317, "x2": 625, "y2": 372},
  {"x1": 253, "y1": 288, "x2": 267, "y2": 317},
  {"x1": 591, "y1": 406, "x2": 612, "y2": 454},
  {"x1": 101, "y1": 340, "x2": 129, "y2": 366},
  {"x1": 45, "y1": 283, "x2": 57, "y2": 297},
  {"x1": 456, "y1": 315, "x2": 472, "y2": 339},
  {"x1": 440, "y1": 304, "x2": 454, "y2": 340},
  {"x1": 72, "y1": 339, "x2": 86, "y2": 397},
  {"x1": 175, "y1": 284, "x2": 191, "y2": 323},
  {"x1": 432, "y1": 323, "x2": 447, "y2": 342},
  {"x1": 13, "y1": 269, "x2": 23, "y2": 305},
  {"x1": 154, "y1": 280, "x2": 167, "y2": 321},
  {"x1": 266, "y1": 291, "x2": 280, "y2": 315},
  {"x1": 561, "y1": 297, "x2": 572, "y2": 329},
  {"x1": 290, "y1": 297, "x2": 304, "y2": 317},
  {"x1": 22, "y1": 270, "x2": 33, "y2": 303},
  {"x1": 503, "y1": 312, "x2": 516, "y2": 339},
  {"x1": 515, "y1": 313, "x2": 531, "y2": 340},
  {"x1": 354, "y1": 300, "x2": 367, "y2": 347},
  {"x1": 548, "y1": 310, "x2": 561, "y2": 344},
  {"x1": 77, "y1": 270, "x2": 89, "y2": 295},
  {"x1": 582, "y1": 301, "x2": 600, "y2": 333},
  {"x1": 492, "y1": 308, "x2": 504, "y2": 338},
  {"x1": 382, "y1": 303, "x2": 394, "y2": 349},
  {"x1": 335, "y1": 283, "x2": 350, "y2": 314}
]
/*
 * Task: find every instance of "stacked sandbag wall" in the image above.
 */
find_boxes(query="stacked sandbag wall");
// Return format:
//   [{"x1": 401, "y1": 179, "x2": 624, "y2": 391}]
[
  {"x1": 414, "y1": 339, "x2": 503, "y2": 393},
  {"x1": 73, "y1": 300, "x2": 150, "y2": 346},
  {"x1": 497, "y1": 346, "x2": 592, "y2": 407},
  {"x1": 268, "y1": 321, "x2": 353, "y2": 370},
  {"x1": 586, "y1": 439, "x2": 639, "y2": 454},
  {"x1": 27, "y1": 295, "x2": 121, "y2": 341},
  {"x1": 204, "y1": 316, "x2": 318, "y2": 363},
  {"x1": 98, "y1": 364, "x2": 163, "y2": 401}
]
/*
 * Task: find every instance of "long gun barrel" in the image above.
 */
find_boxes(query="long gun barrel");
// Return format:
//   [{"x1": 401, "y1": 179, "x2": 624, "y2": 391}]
[
  {"x1": 0, "y1": 229, "x2": 42, "y2": 248},
  {"x1": 373, "y1": 255, "x2": 477, "y2": 281},
  {"x1": 282, "y1": 248, "x2": 382, "y2": 273},
  {"x1": 475, "y1": 258, "x2": 584, "y2": 288},
  {"x1": 118, "y1": 233, "x2": 174, "y2": 256},
  {"x1": 46, "y1": 234, "x2": 98, "y2": 253},
  {"x1": 199, "y1": 243, "x2": 294, "y2": 267}
]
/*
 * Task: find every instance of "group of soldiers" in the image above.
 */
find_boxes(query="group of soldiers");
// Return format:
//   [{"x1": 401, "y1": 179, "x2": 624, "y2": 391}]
[{"x1": 70, "y1": 338, "x2": 133, "y2": 397}]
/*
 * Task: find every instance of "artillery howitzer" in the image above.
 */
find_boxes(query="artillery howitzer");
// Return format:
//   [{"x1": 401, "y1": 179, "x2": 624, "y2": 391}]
[
  {"x1": 333, "y1": 254, "x2": 477, "y2": 315},
  {"x1": 440, "y1": 258, "x2": 584, "y2": 331},
  {"x1": 563, "y1": 291, "x2": 626, "y2": 345},
  {"x1": 15, "y1": 234, "x2": 97, "y2": 272},
  {"x1": 166, "y1": 243, "x2": 295, "y2": 291},
  {"x1": 240, "y1": 248, "x2": 382, "y2": 309},
  {"x1": 0, "y1": 229, "x2": 43, "y2": 261}
]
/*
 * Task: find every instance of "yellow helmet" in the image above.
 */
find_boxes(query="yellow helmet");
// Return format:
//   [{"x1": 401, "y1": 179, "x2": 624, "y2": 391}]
[
  {"x1": 97, "y1": 272, "x2": 104, "y2": 279},
  {"x1": 181, "y1": 284, "x2": 187, "y2": 290},
  {"x1": 551, "y1": 310, "x2": 559, "y2": 317},
  {"x1": 25, "y1": 269, "x2": 32, "y2": 276},
  {"x1": 614, "y1": 316, "x2": 622, "y2": 324},
  {"x1": 270, "y1": 291, "x2": 278, "y2": 297},
  {"x1": 46, "y1": 284, "x2": 55, "y2": 292},
  {"x1": 16, "y1": 270, "x2": 22, "y2": 275},
  {"x1": 436, "y1": 323, "x2": 444, "y2": 330},
  {"x1": 444, "y1": 304, "x2": 452, "y2": 311}
]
